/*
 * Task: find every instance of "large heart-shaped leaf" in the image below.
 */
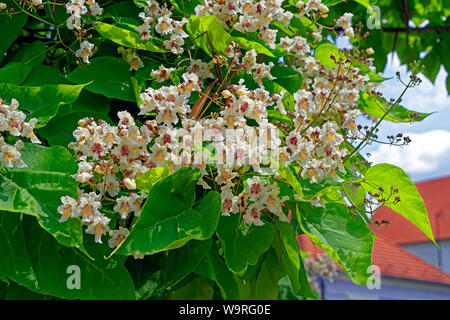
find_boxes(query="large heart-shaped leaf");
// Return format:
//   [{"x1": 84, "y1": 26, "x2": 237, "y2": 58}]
[
  {"x1": 95, "y1": 22, "x2": 166, "y2": 52},
  {"x1": 114, "y1": 167, "x2": 221, "y2": 256},
  {"x1": 0, "y1": 143, "x2": 89, "y2": 257},
  {"x1": 296, "y1": 202, "x2": 373, "y2": 285},
  {"x1": 0, "y1": 62, "x2": 32, "y2": 85},
  {"x1": 314, "y1": 43, "x2": 341, "y2": 69},
  {"x1": 68, "y1": 56, "x2": 135, "y2": 102},
  {"x1": 358, "y1": 92, "x2": 431, "y2": 122},
  {"x1": 0, "y1": 82, "x2": 87, "y2": 128},
  {"x1": 271, "y1": 221, "x2": 318, "y2": 299},
  {"x1": 195, "y1": 241, "x2": 240, "y2": 299},
  {"x1": 0, "y1": 5, "x2": 27, "y2": 63},
  {"x1": 216, "y1": 214, "x2": 274, "y2": 275},
  {"x1": 186, "y1": 15, "x2": 232, "y2": 56},
  {"x1": 0, "y1": 212, "x2": 135, "y2": 299},
  {"x1": 125, "y1": 239, "x2": 211, "y2": 299},
  {"x1": 363, "y1": 163, "x2": 436, "y2": 244}
]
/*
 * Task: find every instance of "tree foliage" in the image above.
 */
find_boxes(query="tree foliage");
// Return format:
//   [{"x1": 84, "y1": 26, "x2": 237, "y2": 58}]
[{"x1": 0, "y1": 0, "x2": 438, "y2": 300}]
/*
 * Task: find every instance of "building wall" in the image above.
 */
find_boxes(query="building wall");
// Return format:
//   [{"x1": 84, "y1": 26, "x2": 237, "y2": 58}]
[
  {"x1": 319, "y1": 273, "x2": 450, "y2": 300},
  {"x1": 401, "y1": 239, "x2": 450, "y2": 273}
]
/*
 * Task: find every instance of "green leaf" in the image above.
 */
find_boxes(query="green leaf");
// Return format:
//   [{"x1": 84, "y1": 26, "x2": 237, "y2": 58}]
[
  {"x1": 4, "y1": 281, "x2": 53, "y2": 300},
  {"x1": 126, "y1": 238, "x2": 211, "y2": 299},
  {"x1": 422, "y1": 50, "x2": 440, "y2": 84},
  {"x1": 0, "y1": 213, "x2": 136, "y2": 299},
  {"x1": 314, "y1": 43, "x2": 341, "y2": 69},
  {"x1": 363, "y1": 163, "x2": 436, "y2": 244},
  {"x1": 95, "y1": 22, "x2": 166, "y2": 52},
  {"x1": 39, "y1": 111, "x2": 110, "y2": 147},
  {"x1": 0, "y1": 213, "x2": 38, "y2": 289},
  {"x1": 135, "y1": 166, "x2": 171, "y2": 193},
  {"x1": 358, "y1": 92, "x2": 432, "y2": 122},
  {"x1": 216, "y1": 214, "x2": 274, "y2": 274},
  {"x1": 22, "y1": 65, "x2": 68, "y2": 86},
  {"x1": 57, "y1": 90, "x2": 110, "y2": 116},
  {"x1": 0, "y1": 10, "x2": 27, "y2": 63},
  {"x1": 114, "y1": 168, "x2": 221, "y2": 256},
  {"x1": 272, "y1": 221, "x2": 318, "y2": 299},
  {"x1": 168, "y1": 0, "x2": 201, "y2": 16},
  {"x1": 38, "y1": 91, "x2": 110, "y2": 146},
  {"x1": 172, "y1": 275, "x2": 214, "y2": 300},
  {"x1": 186, "y1": 15, "x2": 232, "y2": 56},
  {"x1": 268, "y1": 109, "x2": 294, "y2": 126},
  {"x1": 272, "y1": 159, "x2": 304, "y2": 200},
  {"x1": 161, "y1": 239, "x2": 212, "y2": 292},
  {"x1": 195, "y1": 241, "x2": 240, "y2": 299},
  {"x1": 68, "y1": 56, "x2": 135, "y2": 102},
  {"x1": 296, "y1": 202, "x2": 373, "y2": 285},
  {"x1": 0, "y1": 143, "x2": 90, "y2": 257},
  {"x1": 5, "y1": 41, "x2": 47, "y2": 66},
  {"x1": 270, "y1": 65, "x2": 303, "y2": 94},
  {"x1": 232, "y1": 36, "x2": 276, "y2": 58},
  {"x1": 0, "y1": 82, "x2": 87, "y2": 128},
  {"x1": 254, "y1": 248, "x2": 285, "y2": 299},
  {"x1": 352, "y1": 60, "x2": 389, "y2": 83},
  {"x1": 0, "y1": 62, "x2": 32, "y2": 85},
  {"x1": 353, "y1": 0, "x2": 370, "y2": 7},
  {"x1": 300, "y1": 177, "x2": 345, "y2": 201}
]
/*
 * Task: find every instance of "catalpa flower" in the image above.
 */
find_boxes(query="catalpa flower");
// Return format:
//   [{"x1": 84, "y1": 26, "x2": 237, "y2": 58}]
[
  {"x1": 75, "y1": 41, "x2": 94, "y2": 64},
  {"x1": 150, "y1": 65, "x2": 175, "y2": 83},
  {"x1": 108, "y1": 227, "x2": 129, "y2": 248},
  {"x1": 85, "y1": 215, "x2": 111, "y2": 243},
  {"x1": 58, "y1": 196, "x2": 79, "y2": 223}
]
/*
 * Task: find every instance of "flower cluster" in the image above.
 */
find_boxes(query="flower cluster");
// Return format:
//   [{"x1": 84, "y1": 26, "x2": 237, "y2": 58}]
[
  {"x1": 58, "y1": 0, "x2": 387, "y2": 247},
  {"x1": 304, "y1": 252, "x2": 338, "y2": 292},
  {"x1": 0, "y1": 98, "x2": 41, "y2": 168},
  {"x1": 67, "y1": 111, "x2": 154, "y2": 195},
  {"x1": 65, "y1": 0, "x2": 103, "y2": 30},
  {"x1": 223, "y1": 176, "x2": 290, "y2": 226},
  {"x1": 58, "y1": 111, "x2": 151, "y2": 243},
  {"x1": 65, "y1": 0, "x2": 104, "y2": 64},
  {"x1": 135, "y1": 0, "x2": 189, "y2": 55},
  {"x1": 195, "y1": 0, "x2": 294, "y2": 49}
]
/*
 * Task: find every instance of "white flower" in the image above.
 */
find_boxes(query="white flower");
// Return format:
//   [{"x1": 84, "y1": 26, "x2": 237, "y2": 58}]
[
  {"x1": 85, "y1": 214, "x2": 111, "y2": 243},
  {"x1": 78, "y1": 191, "x2": 102, "y2": 222},
  {"x1": 58, "y1": 196, "x2": 79, "y2": 223},
  {"x1": 163, "y1": 34, "x2": 184, "y2": 55},
  {"x1": 155, "y1": 15, "x2": 174, "y2": 35},
  {"x1": 75, "y1": 41, "x2": 94, "y2": 64},
  {"x1": 114, "y1": 196, "x2": 133, "y2": 219},
  {"x1": 89, "y1": 2, "x2": 103, "y2": 16},
  {"x1": 108, "y1": 227, "x2": 129, "y2": 248},
  {"x1": 150, "y1": 65, "x2": 175, "y2": 83},
  {"x1": 123, "y1": 177, "x2": 136, "y2": 190},
  {"x1": 243, "y1": 203, "x2": 264, "y2": 226}
]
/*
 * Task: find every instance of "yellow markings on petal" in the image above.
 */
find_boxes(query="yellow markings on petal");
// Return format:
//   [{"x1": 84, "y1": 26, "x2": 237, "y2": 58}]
[{"x1": 63, "y1": 204, "x2": 72, "y2": 217}]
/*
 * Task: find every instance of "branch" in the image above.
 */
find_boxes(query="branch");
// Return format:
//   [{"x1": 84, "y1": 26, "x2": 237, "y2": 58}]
[
  {"x1": 382, "y1": 25, "x2": 450, "y2": 33},
  {"x1": 401, "y1": 0, "x2": 410, "y2": 45}
]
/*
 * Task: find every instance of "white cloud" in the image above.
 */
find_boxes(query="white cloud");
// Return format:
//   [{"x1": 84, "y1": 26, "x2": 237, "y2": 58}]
[
  {"x1": 368, "y1": 130, "x2": 450, "y2": 174},
  {"x1": 380, "y1": 52, "x2": 449, "y2": 113}
]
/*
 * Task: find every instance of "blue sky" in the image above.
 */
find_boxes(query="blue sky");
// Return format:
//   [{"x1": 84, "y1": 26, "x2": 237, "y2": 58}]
[{"x1": 362, "y1": 53, "x2": 450, "y2": 182}]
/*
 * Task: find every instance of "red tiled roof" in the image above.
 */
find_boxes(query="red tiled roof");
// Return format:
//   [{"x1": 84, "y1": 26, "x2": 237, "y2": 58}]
[
  {"x1": 371, "y1": 176, "x2": 450, "y2": 244},
  {"x1": 297, "y1": 234, "x2": 450, "y2": 285}
]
